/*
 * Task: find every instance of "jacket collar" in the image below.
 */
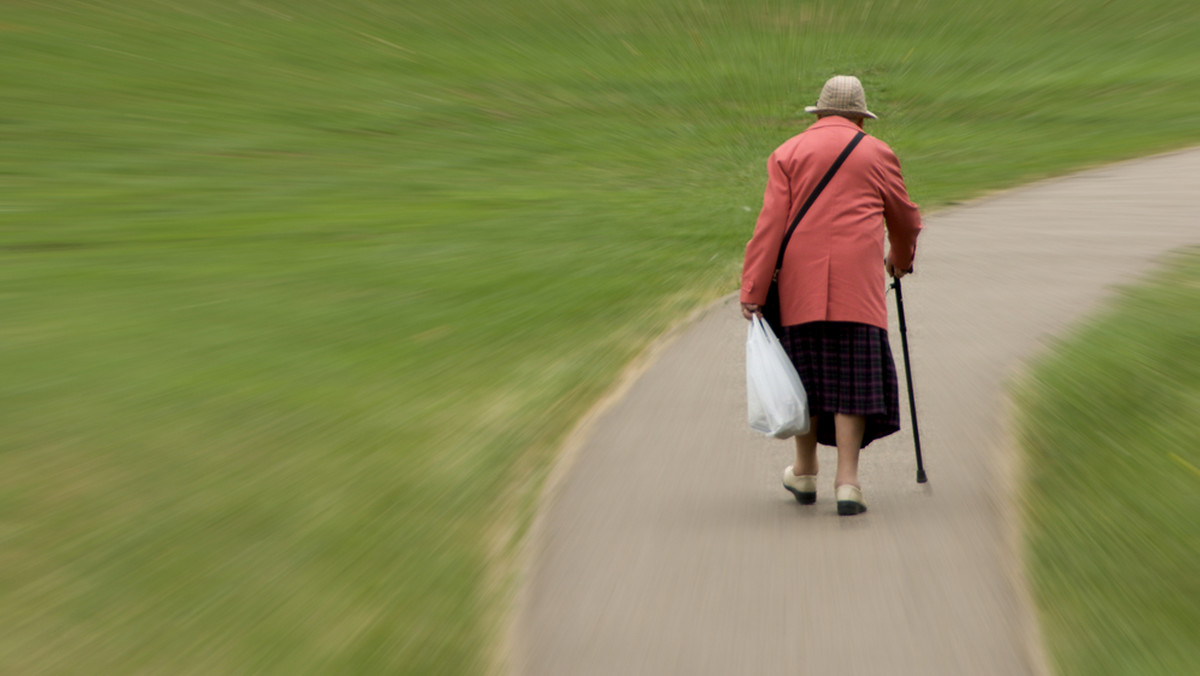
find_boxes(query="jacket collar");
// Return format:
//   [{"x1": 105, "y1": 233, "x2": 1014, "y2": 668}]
[{"x1": 807, "y1": 115, "x2": 864, "y2": 132}]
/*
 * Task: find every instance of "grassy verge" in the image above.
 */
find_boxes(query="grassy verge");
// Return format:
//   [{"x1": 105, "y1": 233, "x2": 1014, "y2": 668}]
[
  {"x1": 1017, "y1": 249, "x2": 1200, "y2": 675},
  {"x1": 1, "y1": 1, "x2": 1198, "y2": 673}
]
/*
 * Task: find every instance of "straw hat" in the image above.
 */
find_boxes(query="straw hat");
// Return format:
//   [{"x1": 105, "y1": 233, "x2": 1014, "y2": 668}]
[{"x1": 804, "y1": 75, "x2": 877, "y2": 120}]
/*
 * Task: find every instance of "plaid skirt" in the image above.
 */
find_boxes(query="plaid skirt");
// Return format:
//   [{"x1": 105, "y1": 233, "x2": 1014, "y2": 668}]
[{"x1": 780, "y1": 321, "x2": 901, "y2": 449}]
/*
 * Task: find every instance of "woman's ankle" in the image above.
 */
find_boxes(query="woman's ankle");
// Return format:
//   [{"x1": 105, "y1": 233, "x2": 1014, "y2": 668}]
[{"x1": 791, "y1": 462, "x2": 818, "y2": 477}]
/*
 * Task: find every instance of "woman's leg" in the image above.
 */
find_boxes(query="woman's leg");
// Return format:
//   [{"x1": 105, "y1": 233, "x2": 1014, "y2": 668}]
[
  {"x1": 792, "y1": 416, "x2": 820, "y2": 475},
  {"x1": 834, "y1": 413, "x2": 866, "y2": 487}
]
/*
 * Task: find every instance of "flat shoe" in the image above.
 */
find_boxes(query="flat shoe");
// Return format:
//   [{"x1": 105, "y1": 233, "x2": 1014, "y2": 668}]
[
  {"x1": 835, "y1": 484, "x2": 867, "y2": 516},
  {"x1": 782, "y1": 466, "x2": 817, "y2": 504}
]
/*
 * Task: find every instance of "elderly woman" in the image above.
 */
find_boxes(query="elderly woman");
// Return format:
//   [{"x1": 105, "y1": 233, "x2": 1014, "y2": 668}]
[{"x1": 740, "y1": 75, "x2": 922, "y2": 515}]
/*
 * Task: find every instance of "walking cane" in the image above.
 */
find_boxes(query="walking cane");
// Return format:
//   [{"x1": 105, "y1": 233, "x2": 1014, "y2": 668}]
[{"x1": 891, "y1": 277, "x2": 928, "y2": 483}]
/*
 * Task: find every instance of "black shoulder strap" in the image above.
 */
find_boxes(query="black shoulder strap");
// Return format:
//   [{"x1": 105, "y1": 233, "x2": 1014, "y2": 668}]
[{"x1": 773, "y1": 131, "x2": 866, "y2": 274}]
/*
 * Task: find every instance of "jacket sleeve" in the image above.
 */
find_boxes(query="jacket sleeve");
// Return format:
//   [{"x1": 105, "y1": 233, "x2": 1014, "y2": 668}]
[
  {"x1": 740, "y1": 150, "x2": 791, "y2": 304},
  {"x1": 876, "y1": 145, "x2": 922, "y2": 272}
]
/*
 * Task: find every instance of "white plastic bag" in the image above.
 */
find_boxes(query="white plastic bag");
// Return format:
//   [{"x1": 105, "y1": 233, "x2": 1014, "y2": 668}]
[{"x1": 746, "y1": 315, "x2": 810, "y2": 438}]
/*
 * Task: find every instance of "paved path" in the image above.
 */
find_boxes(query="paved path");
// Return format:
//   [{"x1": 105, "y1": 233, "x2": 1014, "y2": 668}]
[{"x1": 511, "y1": 149, "x2": 1200, "y2": 675}]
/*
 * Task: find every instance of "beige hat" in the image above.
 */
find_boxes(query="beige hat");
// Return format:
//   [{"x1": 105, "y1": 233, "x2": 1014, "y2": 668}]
[{"x1": 804, "y1": 75, "x2": 877, "y2": 120}]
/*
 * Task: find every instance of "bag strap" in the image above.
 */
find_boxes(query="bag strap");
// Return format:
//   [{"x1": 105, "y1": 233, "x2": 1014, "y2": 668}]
[{"x1": 772, "y1": 131, "x2": 866, "y2": 275}]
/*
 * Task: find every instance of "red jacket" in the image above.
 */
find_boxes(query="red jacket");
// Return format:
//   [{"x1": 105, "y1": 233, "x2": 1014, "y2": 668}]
[{"x1": 740, "y1": 116, "x2": 922, "y2": 330}]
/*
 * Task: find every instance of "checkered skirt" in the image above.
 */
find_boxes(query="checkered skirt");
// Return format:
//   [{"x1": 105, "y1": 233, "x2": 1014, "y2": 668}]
[{"x1": 780, "y1": 321, "x2": 901, "y2": 448}]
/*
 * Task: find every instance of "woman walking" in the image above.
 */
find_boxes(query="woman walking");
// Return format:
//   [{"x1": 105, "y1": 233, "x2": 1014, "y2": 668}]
[{"x1": 740, "y1": 75, "x2": 922, "y2": 515}]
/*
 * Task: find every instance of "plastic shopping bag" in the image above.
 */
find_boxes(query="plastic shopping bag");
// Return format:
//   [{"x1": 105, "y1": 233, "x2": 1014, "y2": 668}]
[{"x1": 746, "y1": 315, "x2": 810, "y2": 438}]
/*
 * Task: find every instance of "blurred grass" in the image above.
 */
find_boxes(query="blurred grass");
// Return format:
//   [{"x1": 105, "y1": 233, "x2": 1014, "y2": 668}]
[
  {"x1": 1017, "y1": 249, "x2": 1200, "y2": 675},
  {"x1": 1, "y1": 0, "x2": 1198, "y2": 673}
]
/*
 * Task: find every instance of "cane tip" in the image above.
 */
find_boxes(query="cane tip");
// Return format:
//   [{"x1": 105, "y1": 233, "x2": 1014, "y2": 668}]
[{"x1": 916, "y1": 469, "x2": 928, "y2": 483}]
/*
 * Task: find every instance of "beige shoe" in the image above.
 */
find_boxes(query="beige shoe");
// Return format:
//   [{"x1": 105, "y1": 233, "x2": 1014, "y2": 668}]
[
  {"x1": 835, "y1": 484, "x2": 867, "y2": 516},
  {"x1": 782, "y1": 466, "x2": 817, "y2": 504}
]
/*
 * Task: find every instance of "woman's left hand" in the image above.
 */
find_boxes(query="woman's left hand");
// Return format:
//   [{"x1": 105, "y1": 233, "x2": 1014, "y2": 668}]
[{"x1": 741, "y1": 303, "x2": 761, "y2": 320}]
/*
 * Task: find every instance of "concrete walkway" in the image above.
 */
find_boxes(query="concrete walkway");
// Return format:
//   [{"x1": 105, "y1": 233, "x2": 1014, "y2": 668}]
[{"x1": 511, "y1": 149, "x2": 1200, "y2": 675}]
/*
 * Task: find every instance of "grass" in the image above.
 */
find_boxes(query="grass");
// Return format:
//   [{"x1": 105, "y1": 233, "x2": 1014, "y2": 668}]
[
  {"x1": 1, "y1": 0, "x2": 1198, "y2": 673},
  {"x1": 1017, "y1": 249, "x2": 1200, "y2": 675}
]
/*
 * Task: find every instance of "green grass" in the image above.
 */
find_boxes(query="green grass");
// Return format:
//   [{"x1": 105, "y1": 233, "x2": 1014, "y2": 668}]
[
  {"x1": 1, "y1": 0, "x2": 1199, "y2": 673},
  {"x1": 1017, "y1": 249, "x2": 1200, "y2": 675}
]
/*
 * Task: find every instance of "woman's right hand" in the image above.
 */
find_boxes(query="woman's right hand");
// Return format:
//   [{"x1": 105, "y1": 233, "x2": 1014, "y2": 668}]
[
  {"x1": 885, "y1": 257, "x2": 909, "y2": 279},
  {"x1": 741, "y1": 303, "x2": 761, "y2": 320}
]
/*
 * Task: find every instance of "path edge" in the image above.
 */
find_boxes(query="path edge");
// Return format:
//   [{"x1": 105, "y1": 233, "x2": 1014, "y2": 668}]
[
  {"x1": 498, "y1": 292, "x2": 739, "y2": 675},
  {"x1": 999, "y1": 390, "x2": 1055, "y2": 676}
]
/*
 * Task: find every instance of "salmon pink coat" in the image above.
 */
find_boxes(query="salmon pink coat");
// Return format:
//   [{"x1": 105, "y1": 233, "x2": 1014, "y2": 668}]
[{"x1": 740, "y1": 116, "x2": 922, "y2": 330}]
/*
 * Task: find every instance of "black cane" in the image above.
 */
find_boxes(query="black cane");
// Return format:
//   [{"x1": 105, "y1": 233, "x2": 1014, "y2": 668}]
[{"x1": 892, "y1": 277, "x2": 927, "y2": 483}]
